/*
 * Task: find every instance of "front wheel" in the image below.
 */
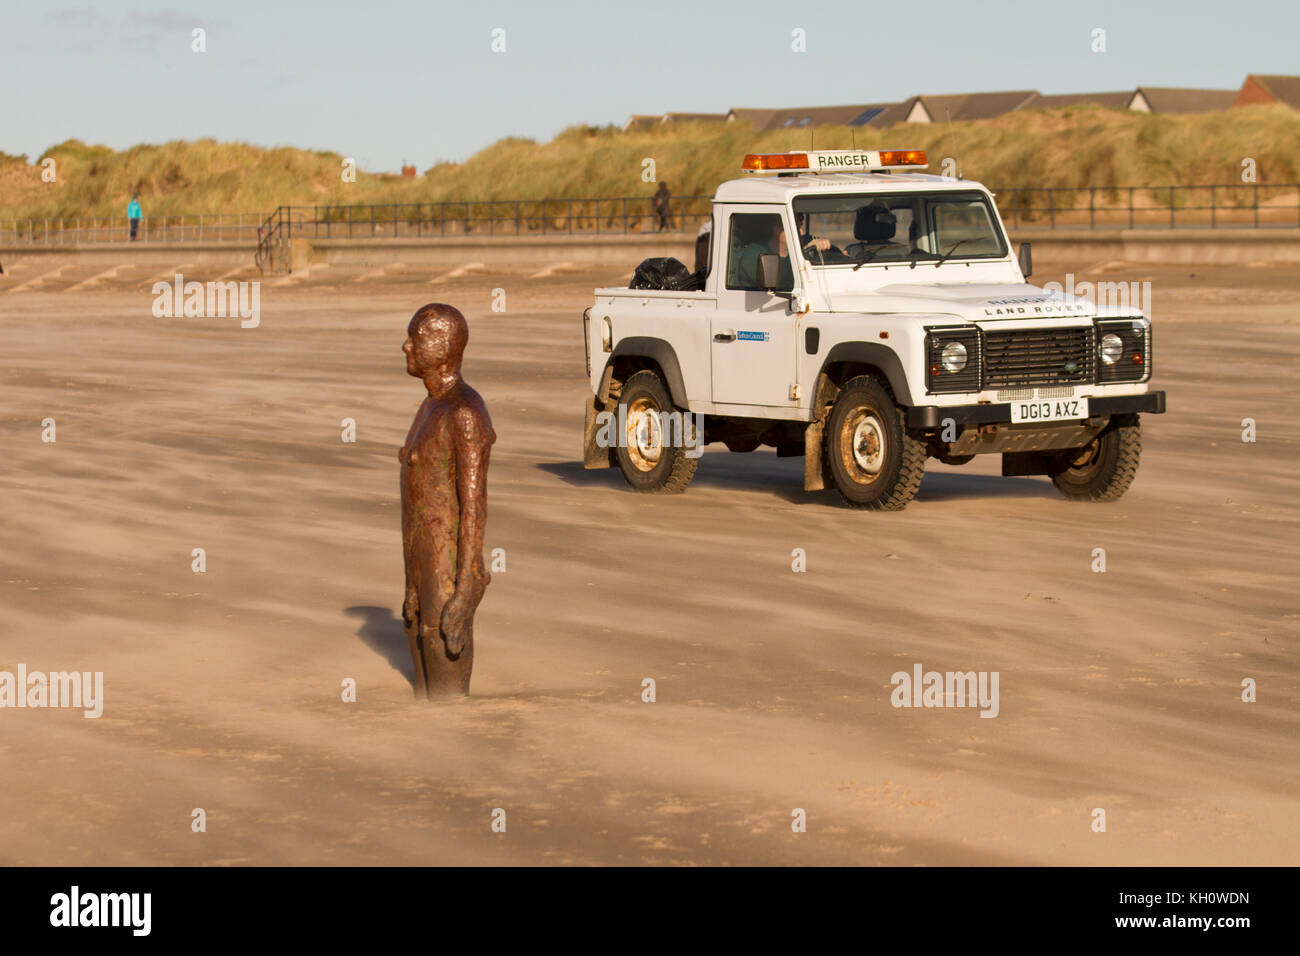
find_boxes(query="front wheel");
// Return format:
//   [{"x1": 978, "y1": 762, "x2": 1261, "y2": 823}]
[
  {"x1": 1049, "y1": 413, "x2": 1142, "y2": 501},
  {"x1": 613, "y1": 370, "x2": 700, "y2": 494},
  {"x1": 823, "y1": 376, "x2": 926, "y2": 510}
]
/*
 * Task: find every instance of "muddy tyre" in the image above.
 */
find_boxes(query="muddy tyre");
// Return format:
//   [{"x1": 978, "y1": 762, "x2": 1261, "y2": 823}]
[
  {"x1": 613, "y1": 370, "x2": 700, "y2": 494},
  {"x1": 823, "y1": 375, "x2": 926, "y2": 510},
  {"x1": 1049, "y1": 413, "x2": 1141, "y2": 502}
]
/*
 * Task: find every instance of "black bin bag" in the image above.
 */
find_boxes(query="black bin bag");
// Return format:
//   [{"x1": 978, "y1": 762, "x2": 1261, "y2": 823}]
[{"x1": 628, "y1": 257, "x2": 703, "y2": 291}]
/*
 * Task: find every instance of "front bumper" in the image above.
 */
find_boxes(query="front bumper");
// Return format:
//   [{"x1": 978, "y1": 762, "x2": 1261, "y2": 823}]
[{"x1": 906, "y1": 390, "x2": 1166, "y2": 430}]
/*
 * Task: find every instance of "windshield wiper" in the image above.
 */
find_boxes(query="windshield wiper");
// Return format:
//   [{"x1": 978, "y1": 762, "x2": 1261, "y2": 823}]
[
  {"x1": 851, "y1": 245, "x2": 889, "y2": 271},
  {"x1": 934, "y1": 237, "x2": 979, "y2": 268},
  {"x1": 905, "y1": 247, "x2": 932, "y2": 270}
]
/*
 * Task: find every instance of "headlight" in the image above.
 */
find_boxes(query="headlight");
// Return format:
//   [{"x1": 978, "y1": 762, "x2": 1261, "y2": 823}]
[
  {"x1": 940, "y1": 341, "x2": 968, "y2": 373},
  {"x1": 1100, "y1": 333, "x2": 1123, "y2": 365}
]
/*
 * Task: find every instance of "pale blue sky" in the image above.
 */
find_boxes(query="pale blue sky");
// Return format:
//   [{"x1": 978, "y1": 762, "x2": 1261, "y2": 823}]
[{"x1": 4, "y1": 0, "x2": 1296, "y2": 171}]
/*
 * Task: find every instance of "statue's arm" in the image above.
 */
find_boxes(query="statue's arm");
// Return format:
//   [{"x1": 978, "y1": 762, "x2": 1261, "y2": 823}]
[
  {"x1": 399, "y1": 408, "x2": 423, "y2": 628},
  {"x1": 401, "y1": 516, "x2": 419, "y2": 628},
  {"x1": 440, "y1": 402, "x2": 494, "y2": 652},
  {"x1": 453, "y1": 403, "x2": 493, "y2": 601}
]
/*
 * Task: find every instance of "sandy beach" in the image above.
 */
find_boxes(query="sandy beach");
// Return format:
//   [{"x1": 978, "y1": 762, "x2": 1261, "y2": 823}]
[{"x1": 1, "y1": 256, "x2": 1296, "y2": 865}]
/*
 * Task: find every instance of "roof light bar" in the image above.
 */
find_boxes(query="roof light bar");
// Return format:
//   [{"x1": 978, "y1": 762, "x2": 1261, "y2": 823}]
[
  {"x1": 740, "y1": 149, "x2": 928, "y2": 174},
  {"x1": 878, "y1": 149, "x2": 928, "y2": 167},
  {"x1": 741, "y1": 153, "x2": 811, "y2": 172}
]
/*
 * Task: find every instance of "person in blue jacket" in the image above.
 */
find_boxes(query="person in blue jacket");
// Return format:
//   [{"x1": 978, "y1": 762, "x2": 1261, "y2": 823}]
[{"x1": 128, "y1": 194, "x2": 142, "y2": 241}]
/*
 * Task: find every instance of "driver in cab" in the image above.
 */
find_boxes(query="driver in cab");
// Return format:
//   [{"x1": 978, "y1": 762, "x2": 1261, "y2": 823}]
[{"x1": 738, "y1": 217, "x2": 831, "y2": 290}]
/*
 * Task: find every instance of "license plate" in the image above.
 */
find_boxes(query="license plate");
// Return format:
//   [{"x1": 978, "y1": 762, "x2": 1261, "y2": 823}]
[{"x1": 1009, "y1": 397, "x2": 1089, "y2": 423}]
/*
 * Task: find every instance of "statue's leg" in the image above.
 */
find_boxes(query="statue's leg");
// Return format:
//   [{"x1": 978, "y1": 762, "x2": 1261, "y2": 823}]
[
  {"x1": 406, "y1": 613, "x2": 429, "y2": 699},
  {"x1": 420, "y1": 620, "x2": 473, "y2": 698},
  {"x1": 453, "y1": 622, "x2": 474, "y2": 695},
  {"x1": 415, "y1": 553, "x2": 474, "y2": 698}
]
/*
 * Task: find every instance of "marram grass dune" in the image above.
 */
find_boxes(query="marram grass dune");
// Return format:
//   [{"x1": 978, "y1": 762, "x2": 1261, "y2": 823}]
[{"x1": 2, "y1": 105, "x2": 1298, "y2": 221}]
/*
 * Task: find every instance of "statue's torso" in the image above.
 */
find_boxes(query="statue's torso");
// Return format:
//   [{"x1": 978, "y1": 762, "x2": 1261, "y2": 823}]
[{"x1": 400, "y1": 397, "x2": 462, "y2": 592}]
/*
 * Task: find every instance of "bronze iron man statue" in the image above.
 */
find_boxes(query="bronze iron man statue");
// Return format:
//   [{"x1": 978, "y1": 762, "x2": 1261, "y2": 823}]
[{"x1": 399, "y1": 304, "x2": 495, "y2": 698}]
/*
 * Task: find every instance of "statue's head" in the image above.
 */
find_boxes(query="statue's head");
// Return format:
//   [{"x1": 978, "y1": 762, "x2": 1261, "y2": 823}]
[{"x1": 404, "y1": 303, "x2": 468, "y2": 385}]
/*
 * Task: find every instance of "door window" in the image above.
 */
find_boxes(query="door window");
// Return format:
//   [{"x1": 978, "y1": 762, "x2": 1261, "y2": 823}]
[{"x1": 726, "y1": 213, "x2": 794, "y2": 291}]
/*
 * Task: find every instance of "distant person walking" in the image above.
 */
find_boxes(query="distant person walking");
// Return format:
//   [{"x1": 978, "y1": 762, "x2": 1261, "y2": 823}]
[
  {"x1": 653, "y1": 183, "x2": 673, "y2": 232},
  {"x1": 127, "y1": 194, "x2": 142, "y2": 241}
]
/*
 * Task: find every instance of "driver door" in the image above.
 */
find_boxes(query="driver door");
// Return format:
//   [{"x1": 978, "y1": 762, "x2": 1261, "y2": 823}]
[{"x1": 710, "y1": 206, "x2": 799, "y2": 408}]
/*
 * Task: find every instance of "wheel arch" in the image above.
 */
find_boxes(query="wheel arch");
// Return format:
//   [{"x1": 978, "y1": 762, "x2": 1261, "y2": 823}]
[
  {"x1": 815, "y1": 342, "x2": 914, "y2": 407},
  {"x1": 601, "y1": 337, "x2": 689, "y2": 409},
  {"x1": 803, "y1": 342, "x2": 914, "y2": 492}
]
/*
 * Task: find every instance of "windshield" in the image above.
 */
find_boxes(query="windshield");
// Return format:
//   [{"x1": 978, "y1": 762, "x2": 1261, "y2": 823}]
[{"x1": 791, "y1": 191, "x2": 1007, "y2": 268}]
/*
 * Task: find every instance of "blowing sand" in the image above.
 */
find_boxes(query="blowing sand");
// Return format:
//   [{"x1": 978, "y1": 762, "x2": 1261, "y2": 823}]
[{"x1": 0, "y1": 259, "x2": 1296, "y2": 865}]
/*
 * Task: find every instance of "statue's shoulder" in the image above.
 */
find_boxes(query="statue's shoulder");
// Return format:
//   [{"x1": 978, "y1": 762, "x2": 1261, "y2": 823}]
[{"x1": 452, "y1": 384, "x2": 496, "y2": 445}]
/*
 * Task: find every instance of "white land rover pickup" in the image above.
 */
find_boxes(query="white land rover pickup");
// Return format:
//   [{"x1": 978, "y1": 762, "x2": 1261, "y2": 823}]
[{"x1": 582, "y1": 149, "x2": 1165, "y2": 510}]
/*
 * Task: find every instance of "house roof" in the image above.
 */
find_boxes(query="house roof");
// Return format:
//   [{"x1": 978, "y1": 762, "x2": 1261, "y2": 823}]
[
  {"x1": 726, "y1": 107, "x2": 780, "y2": 129},
  {"x1": 1238, "y1": 74, "x2": 1300, "y2": 109},
  {"x1": 725, "y1": 89, "x2": 1051, "y2": 131},
  {"x1": 661, "y1": 112, "x2": 727, "y2": 124},
  {"x1": 1130, "y1": 87, "x2": 1238, "y2": 113},
  {"x1": 779, "y1": 104, "x2": 900, "y2": 128},
  {"x1": 727, "y1": 104, "x2": 900, "y2": 130},
  {"x1": 640, "y1": 79, "x2": 1253, "y2": 137},
  {"x1": 913, "y1": 90, "x2": 1039, "y2": 122},
  {"x1": 1024, "y1": 91, "x2": 1133, "y2": 110},
  {"x1": 622, "y1": 114, "x2": 663, "y2": 131},
  {"x1": 870, "y1": 97, "x2": 921, "y2": 127}
]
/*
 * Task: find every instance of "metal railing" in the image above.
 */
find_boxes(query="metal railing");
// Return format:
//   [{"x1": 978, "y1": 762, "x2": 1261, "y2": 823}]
[
  {"x1": 253, "y1": 196, "x2": 715, "y2": 272},
  {"x1": 251, "y1": 185, "x2": 1300, "y2": 271},
  {"x1": 7, "y1": 183, "x2": 1300, "y2": 268},
  {"x1": 997, "y1": 184, "x2": 1300, "y2": 229},
  {"x1": 0, "y1": 213, "x2": 266, "y2": 245}
]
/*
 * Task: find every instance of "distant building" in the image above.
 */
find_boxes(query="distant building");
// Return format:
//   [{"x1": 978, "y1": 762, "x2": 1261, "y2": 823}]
[
  {"x1": 1235, "y1": 74, "x2": 1300, "y2": 110},
  {"x1": 726, "y1": 101, "x2": 935, "y2": 130},
  {"x1": 635, "y1": 81, "x2": 1252, "y2": 136},
  {"x1": 622, "y1": 114, "x2": 663, "y2": 132},
  {"x1": 660, "y1": 112, "x2": 727, "y2": 125},
  {"x1": 725, "y1": 107, "x2": 781, "y2": 130},
  {"x1": 726, "y1": 92, "x2": 1037, "y2": 130},
  {"x1": 868, "y1": 98, "x2": 923, "y2": 127},
  {"x1": 734, "y1": 103, "x2": 902, "y2": 129},
  {"x1": 1127, "y1": 87, "x2": 1238, "y2": 114},
  {"x1": 1023, "y1": 91, "x2": 1134, "y2": 110},
  {"x1": 1020, "y1": 88, "x2": 1242, "y2": 114},
  {"x1": 902, "y1": 90, "x2": 1039, "y2": 123}
]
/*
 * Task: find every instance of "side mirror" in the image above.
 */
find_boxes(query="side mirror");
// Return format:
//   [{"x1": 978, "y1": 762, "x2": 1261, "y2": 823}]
[
  {"x1": 756, "y1": 253, "x2": 781, "y2": 291},
  {"x1": 1017, "y1": 241, "x2": 1032, "y2": 278}
]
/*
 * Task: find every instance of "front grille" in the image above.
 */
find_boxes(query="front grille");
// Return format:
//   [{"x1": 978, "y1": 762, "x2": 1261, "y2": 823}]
[{"x1": 981, "y1": 326, "x2": 1094, "y2": 388}]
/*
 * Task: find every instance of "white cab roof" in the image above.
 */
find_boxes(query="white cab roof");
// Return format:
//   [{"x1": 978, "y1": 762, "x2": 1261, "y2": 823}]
[{"x1": 714, "y1": 172, "x2": 991, "y2": 205}]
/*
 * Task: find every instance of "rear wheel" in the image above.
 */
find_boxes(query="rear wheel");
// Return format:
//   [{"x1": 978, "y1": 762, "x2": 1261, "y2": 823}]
[
  {"x1": 1049, "y1": 413, "x2": 1141, "y2": 501},
  {"x1": 613, "y1": 370, "x2": 700, "y2": 493},
  {"x1": 823, "y1": 376, "x2": 925, "y2": 510}
]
